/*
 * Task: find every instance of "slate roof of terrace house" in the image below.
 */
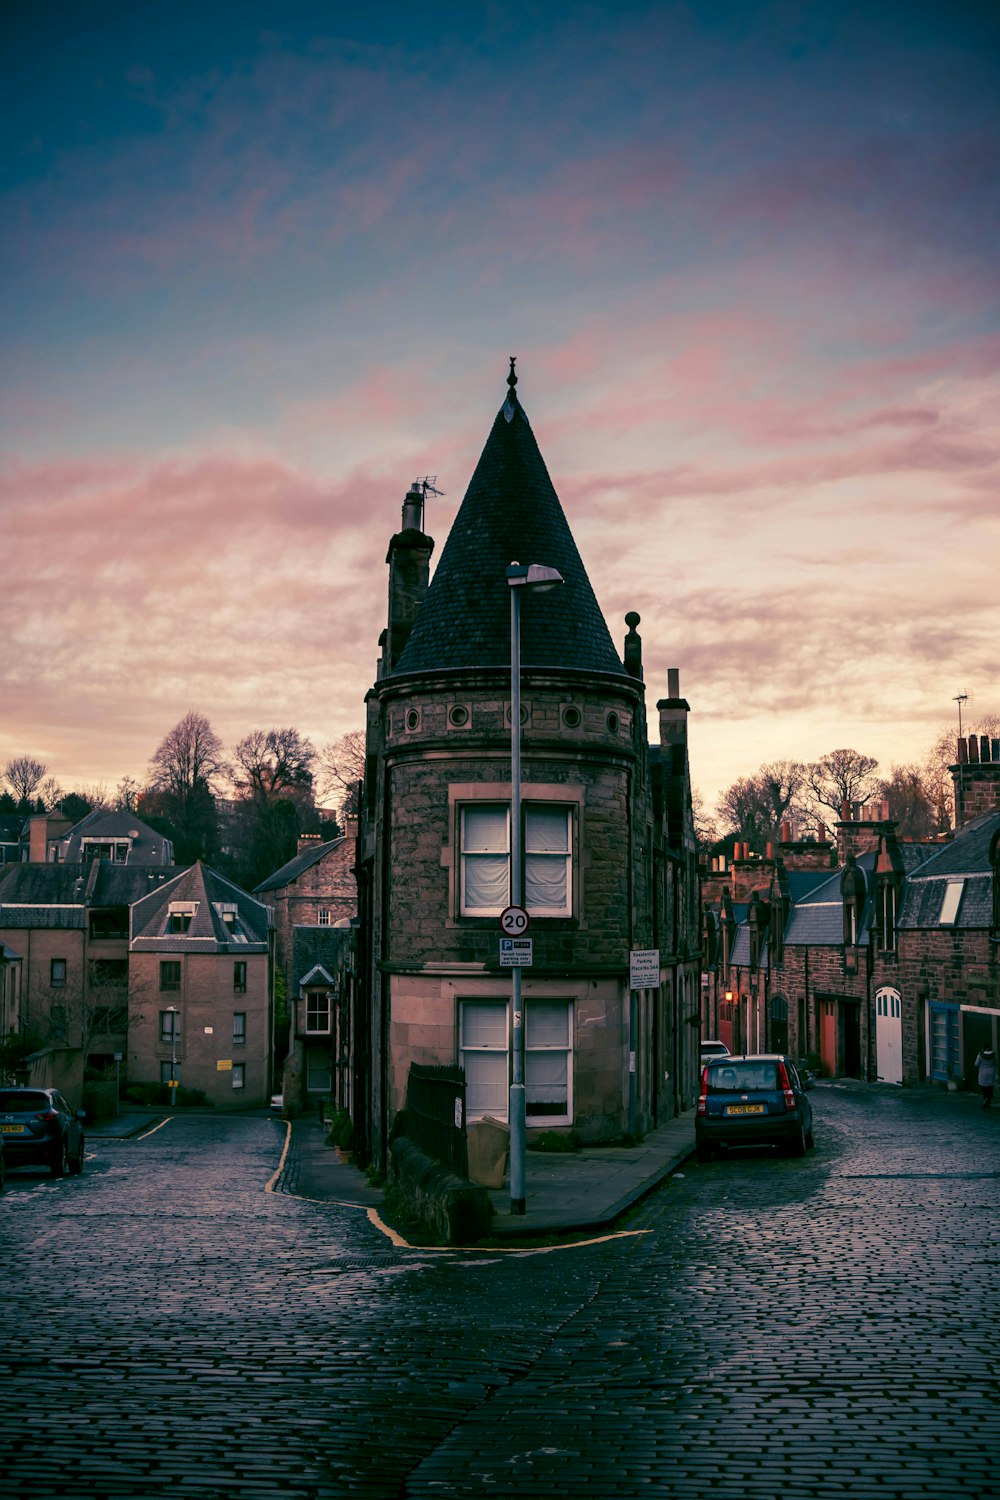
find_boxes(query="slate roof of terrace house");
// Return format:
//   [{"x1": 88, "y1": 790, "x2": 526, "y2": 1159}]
[
  {"x1": 898, "y1": 810, "x2": 1000, "y2": 930},
  {"x1": 254, "y1": 836, "x2": 347, "y2": 894},
  {"x1": 392, "y1": 366, "x2": 627, "y2": 680},
  {"x1": 0, "y1": 862, "x2": 179, "y2": 926}
]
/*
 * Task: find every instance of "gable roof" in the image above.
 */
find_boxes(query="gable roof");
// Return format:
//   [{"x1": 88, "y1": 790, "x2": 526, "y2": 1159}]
[
  {"x1": 60, "y1": 809, "x2": 174, "y2": 865},
  {"x1": 392, "y1": 370, "x2": 627, "y2": 679},
  {"x1": 292, "y1": 925, "x2": 352, "y2": 994},
  {"x1": 254, "y1": 836, "x2": 346, "y2": 894}
]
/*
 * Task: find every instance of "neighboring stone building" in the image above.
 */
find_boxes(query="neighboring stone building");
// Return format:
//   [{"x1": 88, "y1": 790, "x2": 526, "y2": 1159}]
[
  {"x1": 279, "y1": 923, "x2": 357, "y2": 1114},
  {"x1": 130, "y1": 862, "x2": 272, "y2": 1108},
  {"x1": 705, "y1": 737, "x2": 1000, "y2": 1087},
  {"x1": 355, "y1": 366, "x2": 700, "y2": 1168},
  {"x1": 0, "y1": 858, "x2": 178, "y2": 1099},
  {"x1": 0, "y1": 811, "x2": 272, "y2": 1107},
  {"x1": 254, "y1": 829, "x2": 356, "y2": 995}
]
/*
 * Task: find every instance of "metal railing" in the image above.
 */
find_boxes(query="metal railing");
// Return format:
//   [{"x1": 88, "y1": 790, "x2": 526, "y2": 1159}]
[{"x1": 404, "y1": 1063, "x2": 468, "y2": 1178}]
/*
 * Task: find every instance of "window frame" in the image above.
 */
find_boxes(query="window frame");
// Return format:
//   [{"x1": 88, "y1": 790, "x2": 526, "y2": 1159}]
[
  {"x1": 233, "y1": 1011, "x2": 246, "y2": 1047},
  {"x1": 159, "y1": 960, "x2": 181, "y2": 992},
  {"x1": 233, "y1": 961, "x2": 247, "y2": 994},
  {"x1": 159, "y1": 1009, "x2": 179, "y2": 1044},
  {"x1": 231, "y1": 1063, "x2": 246, "y2": 1090},
  {"x1": 305, "y1": 989, "x2": 331, "y2": 1035},
  {"x1": 458, "y1": 801, "x2": 574, "y2": 918},
  {"x1": 459, "y1": 997, "x2": 573, "y2": 1126},
  {"x1": 50, "y1": 958, "x2": 67, "y2": 988}
]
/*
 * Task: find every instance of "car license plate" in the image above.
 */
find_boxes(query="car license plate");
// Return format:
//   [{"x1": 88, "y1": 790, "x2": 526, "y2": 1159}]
[
  {"x1": 724, "y1": 1104, "x2": 765, "y2": 1116},
  {"x1": 1, "y1": 1123, "x2": 26, "y2": 1133}
]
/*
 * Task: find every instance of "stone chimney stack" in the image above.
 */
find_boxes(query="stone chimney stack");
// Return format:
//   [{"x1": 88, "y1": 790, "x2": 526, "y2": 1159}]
[
  {"x1": 657, "y1": 668, "x2": 688, "y2": 749},
  {"x1": 951, "y1": 734, "x2": 1000, "y2": 828},
  {"x1": 297, "y1": 832, "x2": 323, "y2": 857},
  {"x1": 385, "y1": 484, "x2": 434, "y2": 672},
  {"x1": 835, "y1": 802, "x2": 894, "y2": 864}
]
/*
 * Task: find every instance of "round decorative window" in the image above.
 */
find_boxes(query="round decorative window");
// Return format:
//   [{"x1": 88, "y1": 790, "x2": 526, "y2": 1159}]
[
  {"x1": 606, "y1": 711, "x2": 620, "y2": 735},
  {"x1": 449, "y1": 705, "x2": 470, "y2": 727},
  {"x1": 562, "y1": 706, "x2": 582, "y2": 729},
  {"x1": 405, "y1": 709, "x2": 420, "y2": 732}
]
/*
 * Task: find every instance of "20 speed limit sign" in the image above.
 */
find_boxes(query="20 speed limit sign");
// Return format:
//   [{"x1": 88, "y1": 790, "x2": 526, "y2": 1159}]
[{"x1": 500, "y1": 905, "x2": 530, "y2": 936}]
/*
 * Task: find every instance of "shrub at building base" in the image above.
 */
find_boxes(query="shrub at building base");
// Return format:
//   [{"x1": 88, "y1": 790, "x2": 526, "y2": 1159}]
[{"x1": 388, "y1": 1135, "x2": 493, "y2": 1246}]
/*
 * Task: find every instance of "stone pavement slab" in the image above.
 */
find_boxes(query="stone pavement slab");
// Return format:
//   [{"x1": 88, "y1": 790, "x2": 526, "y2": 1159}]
[{"x1": 276, "y1": 1108, "x2": 696, "y2": 1241}]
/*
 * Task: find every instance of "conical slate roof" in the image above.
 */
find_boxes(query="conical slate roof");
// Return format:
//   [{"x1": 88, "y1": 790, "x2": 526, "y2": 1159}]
[{"x1": 392, "y1": 368, "x2": 627, "y2": 677}]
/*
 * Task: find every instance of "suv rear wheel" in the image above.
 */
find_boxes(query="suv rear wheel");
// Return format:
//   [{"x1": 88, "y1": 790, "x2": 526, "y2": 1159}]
[{"x1": 51, "y1": 1137, "x2": 70, "y2": 1178}]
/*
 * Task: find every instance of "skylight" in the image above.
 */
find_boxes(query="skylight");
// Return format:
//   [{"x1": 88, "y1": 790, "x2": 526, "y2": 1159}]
[{"x1": 938, "y1": 880, "x2": 964, "y2": 926}]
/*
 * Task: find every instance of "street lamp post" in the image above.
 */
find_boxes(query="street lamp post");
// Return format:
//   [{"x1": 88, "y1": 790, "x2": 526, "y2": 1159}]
[
  {"x1": 506, "y1": 562, "x2": 563, "y2": 1214},
  {"x1": 167, "y1": 1005, "x2": 178, "y2": 1107}
]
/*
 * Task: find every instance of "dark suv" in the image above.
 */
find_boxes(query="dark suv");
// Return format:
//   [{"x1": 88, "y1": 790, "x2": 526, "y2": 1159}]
[
  {"x1": 696, "y1": 1054, "x2": 814, "y2": 1162},
  {"x1": 0, "y1": 1087, "x2": 86, "y2": 1177}
]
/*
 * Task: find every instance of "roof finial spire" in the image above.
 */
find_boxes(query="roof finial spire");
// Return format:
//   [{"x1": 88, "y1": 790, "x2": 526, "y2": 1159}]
[{"x1": 507, "y1": 355, "x2": 517, "y2": 390}]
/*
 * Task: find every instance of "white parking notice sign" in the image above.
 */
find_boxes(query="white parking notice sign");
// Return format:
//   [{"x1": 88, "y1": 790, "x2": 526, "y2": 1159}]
[
  {"x1": 629, "y1": 949, "x2": 660, "y2": 988},
  {"x1": 500, "y1": 938, "x2": 533, "y2": 967}
]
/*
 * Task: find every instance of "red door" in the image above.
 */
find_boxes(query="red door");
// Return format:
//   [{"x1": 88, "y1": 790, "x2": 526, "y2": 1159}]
[{"x1": 819, "y1": 1000, "x2": 837, "y2": 1078}]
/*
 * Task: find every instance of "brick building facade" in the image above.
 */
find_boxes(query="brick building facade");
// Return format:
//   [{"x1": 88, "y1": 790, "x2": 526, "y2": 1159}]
[{"x1": 703, "y1": 738, "x2": 1000, "y2": 1088}]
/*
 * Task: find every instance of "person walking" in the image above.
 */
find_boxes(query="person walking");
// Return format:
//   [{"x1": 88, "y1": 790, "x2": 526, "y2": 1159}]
[{"x1": 974, "y1": 1046, "x2": 996, "y2": 1109}]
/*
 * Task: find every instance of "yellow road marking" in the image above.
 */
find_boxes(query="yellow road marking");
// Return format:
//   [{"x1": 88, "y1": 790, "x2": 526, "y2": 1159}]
[{"x1": 135, "y1": 1117, "x2": 174, "y2": 1141}]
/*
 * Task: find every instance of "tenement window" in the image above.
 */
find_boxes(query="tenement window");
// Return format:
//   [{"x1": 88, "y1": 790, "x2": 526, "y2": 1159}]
[{"x1": 460, "y1": 804, "x2": 572, "y2": 917}]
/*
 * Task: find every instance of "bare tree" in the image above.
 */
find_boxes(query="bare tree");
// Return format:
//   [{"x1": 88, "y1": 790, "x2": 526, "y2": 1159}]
[
  {"x1": 4, "y1": 755, "x2": 47, "y2": 806},
  {"x1": 149, "y1": 711, "x2": 227, "y2": 799},
  {"x1": 115, "y1": 776, "x2": 141, "y2": 812},
  {"x1": 715, "y1": 761, "x2": 807, "y2": 854},
  {"x1": 690, "y1": 787, "x2": 719, "y2": 855},
  {"x1": 147, "y1": 711, "x2": 226, "y2": 862},
  {"x1": 317, "y1": 729, "x2": 366, "y2": 817},
  {"x1": 231, "y1": 728, "x2": 315, "y2": 802},
  {"x1": 805, "y1": 748, "x2": 881, "y2": 818},
  {"x1": 925, "y1": 711, "x2": 999, "y2": 830},
  {"x1": 38, "y1": 776, "x2": 65, "y2": 810},
  {"x1": 716, "y1": 776, "x2": 773, "y2": 854},
  {"x1": 877, "y1": 765, "x2": 938, "y2": 840}
]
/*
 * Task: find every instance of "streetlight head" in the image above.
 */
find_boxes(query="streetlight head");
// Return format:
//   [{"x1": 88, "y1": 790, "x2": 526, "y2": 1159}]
[{"x1": 507, "y1": 562, "x2": 564, "y2": 592}]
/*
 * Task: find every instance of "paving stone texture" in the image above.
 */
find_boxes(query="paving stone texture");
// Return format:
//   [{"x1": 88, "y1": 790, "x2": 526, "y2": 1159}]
[{"x1": 0, "y1": 1084, "x2": 996, "y2": 1499}]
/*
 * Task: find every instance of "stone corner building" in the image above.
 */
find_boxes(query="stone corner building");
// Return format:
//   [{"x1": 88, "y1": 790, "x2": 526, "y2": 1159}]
[{"x1": 354, "y1": 366, "x2": 700, "y2": 1168}]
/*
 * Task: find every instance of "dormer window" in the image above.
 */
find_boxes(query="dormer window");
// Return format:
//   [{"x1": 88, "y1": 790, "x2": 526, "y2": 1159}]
[
  {"x1": 877, "y1": 879, "x2": 897, "y2": 953},
  {"x1": 81, "y1": 838, "x2": 130, "y2": 864},
  {"x1": 168, "y1": 901, "x2": 198, "y2": 934},
  {"x1": 215, "y1": 902, "x2": 239, "y2": 935}
]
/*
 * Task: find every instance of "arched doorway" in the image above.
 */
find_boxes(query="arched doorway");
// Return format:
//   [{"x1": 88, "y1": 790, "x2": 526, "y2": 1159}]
[{"x1": 875, "y1": 987, "x2": 903, "y2": 1085}]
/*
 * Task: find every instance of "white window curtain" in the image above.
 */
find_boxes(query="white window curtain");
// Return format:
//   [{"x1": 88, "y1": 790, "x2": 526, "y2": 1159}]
[
  {"x1": 460, "y1": 999, "x2": 509, "y2": 1119},
  {"x1": 460, "y1": 999, "x2": 572, "y2": 1124},
  {"x1": 461, "y1": 806, "x2": 510, "y2": 914},
  {"x1": 461, "y1": 803, "x2": 571, "y2": 916},
  {"x1": 525, "y1": 1001, "x2": 571, "y2": 1120}
]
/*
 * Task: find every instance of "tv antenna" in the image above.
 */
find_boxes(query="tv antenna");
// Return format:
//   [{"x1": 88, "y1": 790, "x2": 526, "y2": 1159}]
[
  {"x1": 413, "y1": 475, "x2": 445, "y2": 499},
  {"x1": 954, "y1": 692, "x2": 968, "y2": 741}
]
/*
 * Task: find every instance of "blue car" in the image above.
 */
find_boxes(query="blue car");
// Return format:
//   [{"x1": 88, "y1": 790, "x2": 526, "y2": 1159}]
[
  {"x1": 0, "y1": 1087, "x2": 86, "y2": 1178},
  {"x1": 696, "y1": 1053, "x2": 814, "y2": 1162}
]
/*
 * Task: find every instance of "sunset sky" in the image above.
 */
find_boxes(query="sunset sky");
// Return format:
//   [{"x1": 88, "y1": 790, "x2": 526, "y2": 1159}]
[{"x1": 2, "y1": 0, "x2": 998, "y2": 818}]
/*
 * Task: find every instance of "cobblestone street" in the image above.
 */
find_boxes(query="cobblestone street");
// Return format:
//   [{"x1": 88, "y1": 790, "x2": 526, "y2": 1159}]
[{"x1": 1, "y1": 1084, "x2": 996, "y2": 1499}]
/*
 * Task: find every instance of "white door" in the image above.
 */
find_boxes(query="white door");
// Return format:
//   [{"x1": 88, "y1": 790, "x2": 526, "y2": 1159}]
[{"x1": 876, "y1": 987, "x2": 902, "y2": 1085}]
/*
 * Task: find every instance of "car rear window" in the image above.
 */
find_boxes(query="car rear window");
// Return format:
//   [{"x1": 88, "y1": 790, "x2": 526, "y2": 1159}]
[
  {"x1": 706, "y1": 1062, "x2": 779, "y2": 1092},
  {"x1": 0, "y1": 1091, "x2": 50, "y2": 1112}
]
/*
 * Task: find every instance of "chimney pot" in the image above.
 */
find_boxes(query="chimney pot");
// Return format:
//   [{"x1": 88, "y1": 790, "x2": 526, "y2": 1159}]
[{"x1": 667, "y1": 667, "x2": 680, "y2": 699}]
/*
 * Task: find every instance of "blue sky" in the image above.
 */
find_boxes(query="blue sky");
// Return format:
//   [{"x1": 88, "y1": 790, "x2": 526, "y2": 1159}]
[{"x1": 2, "y1": 1, "x2": 998, "y2": 812}]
